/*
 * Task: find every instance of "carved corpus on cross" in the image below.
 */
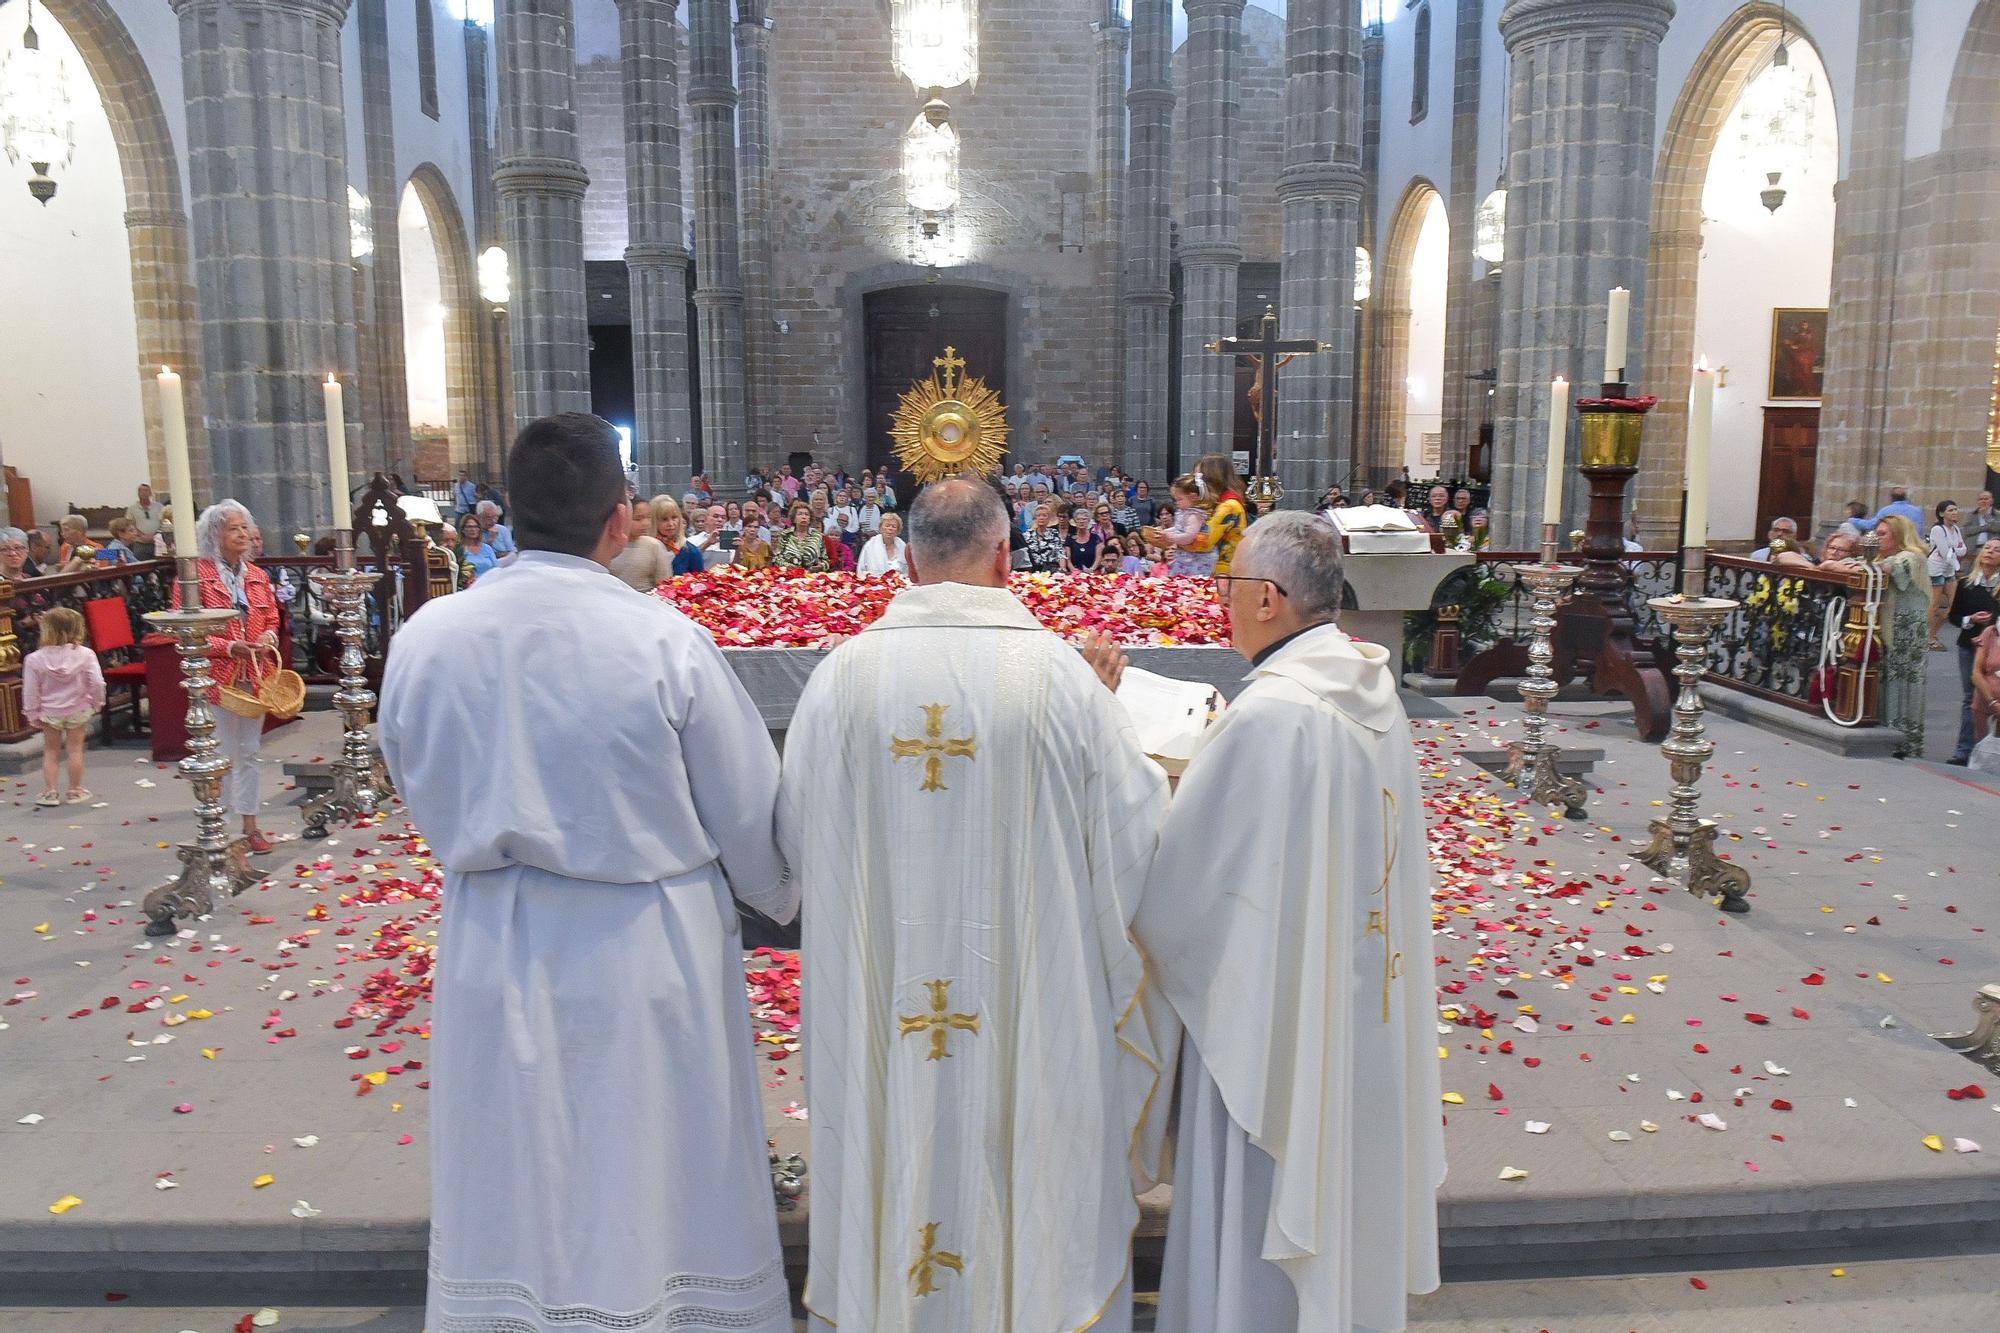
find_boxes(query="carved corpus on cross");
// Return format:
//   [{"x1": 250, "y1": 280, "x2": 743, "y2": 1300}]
[{"x1": 1205, "y1": 304, "x2": 1331, "y2": 491}]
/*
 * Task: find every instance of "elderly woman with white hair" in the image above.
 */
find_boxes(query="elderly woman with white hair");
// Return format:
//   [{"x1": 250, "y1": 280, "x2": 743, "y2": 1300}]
[{"x1": 172, "y1": 499, "x2": 281, "y2": 854}]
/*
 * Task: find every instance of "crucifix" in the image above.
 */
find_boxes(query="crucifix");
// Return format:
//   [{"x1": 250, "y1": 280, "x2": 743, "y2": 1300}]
[{"x1": 1205, "y1": 305, "x2": 1332, "y2": 496}]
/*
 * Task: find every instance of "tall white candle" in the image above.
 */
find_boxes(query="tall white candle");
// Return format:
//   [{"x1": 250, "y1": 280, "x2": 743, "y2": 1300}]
[
  {"x1": 1603, "y1": 287, "x2": 1631, "y2": 383},
  {"x1": 1685, "y1": 360, "x2": 1715, "y2": 551},
  {"x1": 324, "y1": 374, "x2": 350, "y2": 529},
  {"x1": 157, "y1": 367, "x2": 195, "y2": 530},
  {"x1": 1542, "y1": 376, "x2": 1570, "y2": 531}
]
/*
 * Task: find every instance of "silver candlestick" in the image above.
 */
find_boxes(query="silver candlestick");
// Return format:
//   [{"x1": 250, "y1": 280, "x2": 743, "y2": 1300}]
[
  {"x1": 142, "y1": 561, "x2": 268, "y2": 936},
  {"x1": 302, "y1": 530, "x2": 394, "y2": 839},
  {"x1": 1508, "y1": 522, "x2": 1588, "y2": 819},
  {"x1": 1635, "y1": 583, "x2": 1752, "y2": 913}
]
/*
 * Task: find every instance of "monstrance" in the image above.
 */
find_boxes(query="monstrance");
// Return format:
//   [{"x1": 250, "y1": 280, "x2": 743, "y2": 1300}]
[{"x1": 890, "y1": 345, "x2": 1009, "y2": 484}]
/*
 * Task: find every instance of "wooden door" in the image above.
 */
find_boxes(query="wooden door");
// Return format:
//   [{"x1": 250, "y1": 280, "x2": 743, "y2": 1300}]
[
  {"x1": 864, "y1": 286, "x2": 1008, "y2": 479},
  {"x1": 1756, "y1": 406, "x2": 1820, "y2": 539}
]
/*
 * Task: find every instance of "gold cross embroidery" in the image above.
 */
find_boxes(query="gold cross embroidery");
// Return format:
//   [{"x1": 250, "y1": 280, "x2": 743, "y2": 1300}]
[
  {"x1": 890, "y1": 703, "x2": 976, "y2": 792},
  {"x1": 909, "y1": 1221, "x2": 963, "y2": 1298},
  {"x1": 1369, "y1": 789, "x2": 1404, "y2": 1024},
  {"x1": 898, "y1": 978, "x2": 981, "y2": 1060}
]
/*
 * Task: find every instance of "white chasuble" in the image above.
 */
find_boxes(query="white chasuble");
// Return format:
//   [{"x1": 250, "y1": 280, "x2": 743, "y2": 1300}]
[
  {"x1": 382, "y1": 552, "x2": 796, "y2": 1333},
  {"x1": 1135, "y1": 623, "x2": 1445, "y2": 1333},
  {"x1": 779, "y1": 581, "x2": 1174, "y2": 1333}
]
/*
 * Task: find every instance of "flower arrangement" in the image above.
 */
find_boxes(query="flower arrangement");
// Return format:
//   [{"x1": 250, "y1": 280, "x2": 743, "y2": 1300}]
[{"x1": 653, "y1": 566, "x2": 1232, "y2": 649}]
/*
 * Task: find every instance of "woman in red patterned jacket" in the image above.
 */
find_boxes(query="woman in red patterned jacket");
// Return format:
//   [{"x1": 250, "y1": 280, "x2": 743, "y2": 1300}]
[{"x1": 174, "y1": 500, "x2": 280, "y2": 854}]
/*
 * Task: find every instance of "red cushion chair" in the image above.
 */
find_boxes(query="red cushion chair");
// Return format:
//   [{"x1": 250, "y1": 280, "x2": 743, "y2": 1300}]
[{"x1": 82, "y1": 595, "x2": 148, "y2": 743}]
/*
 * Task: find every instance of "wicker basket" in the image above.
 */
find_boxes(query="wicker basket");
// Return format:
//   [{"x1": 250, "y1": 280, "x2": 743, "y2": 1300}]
[{"x1": 218, "y1": 646, "x2": 307, "y2": 722}]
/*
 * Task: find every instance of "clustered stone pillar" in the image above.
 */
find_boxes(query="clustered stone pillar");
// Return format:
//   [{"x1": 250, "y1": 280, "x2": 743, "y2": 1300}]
[
  {"x1": 354, "y1": 0, "x2": 410, "y2": 482},
  {"x1": 173, "y1": 0, "x2": 360, "y2": 536},
  {"x1": 616, "y1": 0, "x2": 697, "y2": 495},
  {"x1": 1178, "y1": 0, "x2": 1248, "y2": 465},
  {"x1": 495, "y1": 0, "x2": 593, "y2": 425},
  {"x1": 1275, "y1": 0, "x2": 1364, "y2": 501},
  {"x1": 1355, "y1": 17, "x2": 1384, "y2": 476},
  {"x1": 1814, "y1": 0, "x2": 1916, "y2": 530},
  {"x1": 687, "y1": 0, "x2": 749, "y2": 490},
  {"x1": 462, "y1": 16, "x2": 511, "y2": 477},
  {"x1": 1094, "y1": 8, "x2": 1129, "y2": 459},
  {"x1": 736, "y1": 2, "x2": 778, "y2": 469},
  {"x1": 1437, "y1": 0, "x2": 1487, "y2": 480},
  {"x1": 1491, "y1": 0, "x2": 1673, "y2": 542},
  {"x1": 1120, "y1": 0, "x2": 1175, "y2": 482}
]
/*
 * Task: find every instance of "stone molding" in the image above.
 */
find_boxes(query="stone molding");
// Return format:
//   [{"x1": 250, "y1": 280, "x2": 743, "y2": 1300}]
[
  {"x1": 1126, "y1": 84, "x2": 1175, "y2": 111},
  {"x1": 1498, "y1": 0, "x2": 1673, "y2": 50},
  {"x1": 169, "y1": 0, "x2": 349, "y2": 22},
  {"x1": 1277, "y1": 160, "x2": 1366, "y2": 200},
  {"x1": 1178, "y1": 241, "x2": 1244, "y2": 264},
  {"x1": 493, "y1": 158, "x2": 591, "y2": 197},
  {"x1": 687, "y1": 78, "x2": 740, "y2": 109},
  {"x1": 624, "y1": 242, "x2": 692, "y2": 266},
  {"x1": 1184, "y1": 0, "x2": 1247, "y2": 15},
  {"x1": 610, "y1": 0, "x2": 681, "y2": 12},
  {"x1": 692, "y1": 285, "x2": 745, "y2": 306},
  {"x1": 123, "y1": 207, "x2": 187, "y2": 232}
]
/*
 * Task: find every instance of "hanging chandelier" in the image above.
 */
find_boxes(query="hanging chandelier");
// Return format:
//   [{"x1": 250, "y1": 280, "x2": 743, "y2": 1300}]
[
  {"x1": 903, "y1": 111, "x2": 960, "y2": 215},
  {"x1": 0, "y1": 0, "x2": 77, "y2": 206},
  {"x1": 1735, "y1": 18, "x2": 1817, "y2": 214},
  {"x1": 891, "y1": 0, "x2": 978, "y2": 96},
  {"x1": 1473, "y1": 186, "x2": 1507, "y2": 264},
  {"x1": 478, "y1": 245, "x2": 510, "y2": 310}
]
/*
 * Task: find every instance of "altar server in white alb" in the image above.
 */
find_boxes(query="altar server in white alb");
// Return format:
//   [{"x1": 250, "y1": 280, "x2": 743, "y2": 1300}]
[
  {"x1": 1137, "y1": 512, "x2": 1445, "y2": 1333},
  {"x1": 781, "y1": 478, "x2": 1174, "y2": 1333},
  {"x1": 381, "y1": 414, "x2": 796, "y2": 1333}
]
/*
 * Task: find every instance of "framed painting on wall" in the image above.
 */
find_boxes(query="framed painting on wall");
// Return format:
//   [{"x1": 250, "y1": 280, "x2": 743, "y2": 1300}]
[{"x1": 1769, "y1": 308, "x2": 1828, "y2": 400}]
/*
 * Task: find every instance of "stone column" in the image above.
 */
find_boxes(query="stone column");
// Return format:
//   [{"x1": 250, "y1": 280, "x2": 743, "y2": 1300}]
[
  {"x1": 1178, "y1": 0, "x2": 1248, "y2": 465},
  {"x1": 1094, "y1": 8, "x2": 1129, "y2": 461},
  {"x1": 687, "y1": 0, "x2": 748, "y2": 490},
  {"x1": 174, "y1": 0, "x2": 361, "y2": 536},
  {"x1": 1120, "y1": 0, "x2": 1174, "y2": 481},
  {"x1": 495, "y1": 0, "x2": 592, "y2": 425},
  {"x1": 1491, "y1": 0, "x2": 1673, "y2": 543},
  {"x1": 355, "y1": 0, "x2": 409, "y2": 480},
  {"x1": 464, "y1": 17, "x2": 510, "y2": 476},
  {"x1": 1437, "y1": 0, "x2": 1485, "y2": 479},
  {"x1": 1275, "y1": 0, "x2": 1364, "y2": 501},
  {"x1": 735, "y1": 3, "x2": 777, "y2": 469},
  {"x1": 1814, "y1": 0, "x2": 1915, "y2": 531},
  {"x1": 1355, "y1": 17, "x2": 1383, "y2": 481},
  {"x1": 617, "y1": 0, "x2": 697, "y2": 495}
]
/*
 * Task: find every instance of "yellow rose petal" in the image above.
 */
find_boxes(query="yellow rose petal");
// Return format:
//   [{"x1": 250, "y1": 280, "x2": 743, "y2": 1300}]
[
  {"x1": 1922, "y1": 1135, "x2": 1944, "y2": 1153},
  {"x1": 1830, "y1": 1268, "x2": 1847, "y2": 1278},
  {"x1": 48, "y1": 1195, "x2": 81, "y2": 1214},
  {"x1": 365, "y1": 1071, "x2": 388, "y2": 1085},
  {"x1": 1442, "y1": 1092, "x2": 1465, "y2": 1105},
  {"x1": 252, "y1": 1173, "x2": 275, "y2": 1188},
  {"x1": 32, "y1": 923, "x2": 49, "y2": 935},
  {"x1": 201, "y1": 1048, "x2": 220, "y2": 1060}
]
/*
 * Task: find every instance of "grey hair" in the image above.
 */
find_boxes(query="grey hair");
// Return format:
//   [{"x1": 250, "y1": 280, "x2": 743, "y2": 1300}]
[
  {"x1": 1234, "y1": 511, "x2": 1346, "y2": 624},
  {"x1": 0, "y1": 527, "x2": 25, "y2": 548},
  {"x1": 475, "y1": 500, "x2": 501, "y2": 519},
  {"x1": 908, "y1": 477, "x2": 1009, "y2": 568},
  {"x1": 195, "y1": 499, "x2": 254, "y2": 562}
]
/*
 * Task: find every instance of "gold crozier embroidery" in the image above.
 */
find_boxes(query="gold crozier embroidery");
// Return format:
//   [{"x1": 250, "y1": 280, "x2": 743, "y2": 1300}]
[
  {"x1": 890, "y1": 702, "x2": 977, "y2": 792},
  {"x1": 898, "y1": 978, "x2": 981, "y2": 1060},
  {"x1": 1368, "y1": 789, "x2": 1403, "y2": 1023},
  {"x1": 909, "y1": 1221, "x2": 964, "y2": 1297}
]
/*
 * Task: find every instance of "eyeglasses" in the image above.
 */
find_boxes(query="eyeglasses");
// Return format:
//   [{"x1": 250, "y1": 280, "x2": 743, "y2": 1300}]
[{"x1": 1212, "y1": 574, "x2": 1286, "y2": 598}]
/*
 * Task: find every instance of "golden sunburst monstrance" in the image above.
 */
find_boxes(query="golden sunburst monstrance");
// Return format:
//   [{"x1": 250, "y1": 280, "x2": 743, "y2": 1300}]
[{"x1": 890, "y1": 345, "x2": 1009, "y2": 485}]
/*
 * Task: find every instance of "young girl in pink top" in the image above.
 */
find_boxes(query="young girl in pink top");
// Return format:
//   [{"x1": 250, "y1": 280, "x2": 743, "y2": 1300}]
[{"x1": 24, "y1": 607, "x2": 105, "y2": 807}]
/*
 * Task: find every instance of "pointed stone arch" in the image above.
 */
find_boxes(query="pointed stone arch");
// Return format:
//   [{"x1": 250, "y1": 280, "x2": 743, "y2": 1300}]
[
  {"x1": 401, "y1": 164, "x2": 496, "y2": 477},
  {"x1": 38, "y1": 0, "x2": 206, "y2": 501},
  {"x1": 1636, "y1": 3, "x2": 1835, "y2": 545},
  {"x1": 1365, "y1": 178, "x2": 1444, "y2": 481}
]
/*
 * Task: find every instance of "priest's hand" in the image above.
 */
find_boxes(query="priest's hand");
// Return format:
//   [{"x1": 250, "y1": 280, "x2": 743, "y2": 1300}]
[{"x1": 1080, "y1": 630, "x2": 1128, "y2": 694}]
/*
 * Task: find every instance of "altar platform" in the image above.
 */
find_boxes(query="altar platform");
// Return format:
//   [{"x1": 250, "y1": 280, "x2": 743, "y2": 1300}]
[{"x1": 8, "y1": 706, "x2": 2000, "y2": 1303}]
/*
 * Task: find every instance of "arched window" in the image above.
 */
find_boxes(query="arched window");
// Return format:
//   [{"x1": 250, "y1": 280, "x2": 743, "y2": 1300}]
[{"x1": 1411, "y1": 3, "x2": 1432, "y2": 124}]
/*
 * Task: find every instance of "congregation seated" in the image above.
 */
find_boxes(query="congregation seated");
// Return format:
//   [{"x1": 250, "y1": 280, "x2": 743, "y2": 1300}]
[{"x1": 1752, "y1": 516, "x2": 1813, "y2": 563}]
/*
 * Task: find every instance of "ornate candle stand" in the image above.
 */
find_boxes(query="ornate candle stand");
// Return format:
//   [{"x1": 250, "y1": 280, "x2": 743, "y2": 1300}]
[
  {"x1": 142, "y1": 564, "x2": 267, "y2": 936},
  {"x1": 302, "y1": 529, "x2": 394, "y2": 839},
  {"x1": 1635, "y1": 553, "x2": 1752, "y2": 913},
  {"x1": 1509, "y1": 524, "x2": 1588, "y2": 819}
]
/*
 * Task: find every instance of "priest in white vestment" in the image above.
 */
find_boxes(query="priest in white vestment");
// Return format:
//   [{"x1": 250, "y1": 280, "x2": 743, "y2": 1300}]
[
  {"x1": 381, "y1": 414, "x2": 797, "y2": 1333},
  {"x1": 1135, "y1": 512, "x2": 1445, "y2": 1333},
  {"x1": 780, "y1": 478, "x2": 1174, "y2": 1333}
]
